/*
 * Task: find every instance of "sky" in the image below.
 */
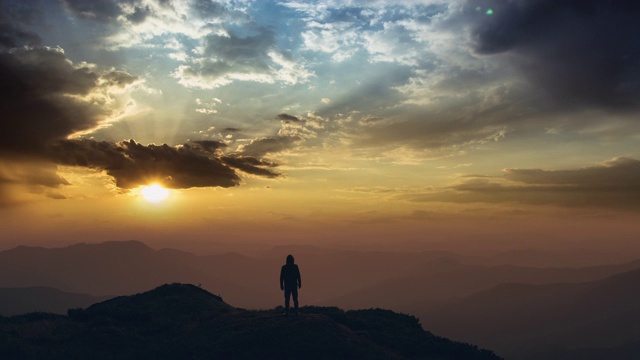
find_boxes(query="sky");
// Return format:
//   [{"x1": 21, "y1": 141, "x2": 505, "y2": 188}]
[{"x1": 1, "y1": 0, "x2": 639, "y2": 252}]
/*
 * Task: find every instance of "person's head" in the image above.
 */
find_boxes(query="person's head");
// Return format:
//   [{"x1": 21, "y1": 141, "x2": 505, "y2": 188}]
[{"x1": 286, "y1": 254, "x2": 294, "y2": 265}]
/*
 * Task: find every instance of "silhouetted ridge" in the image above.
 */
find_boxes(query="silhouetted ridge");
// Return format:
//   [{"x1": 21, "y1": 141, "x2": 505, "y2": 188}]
[
  {"x1": 0, "y1": 283, "x2": 502, "y2": 360},
  {"x1": 74, "y1": 283, "x2": 232, "y2": 323}
]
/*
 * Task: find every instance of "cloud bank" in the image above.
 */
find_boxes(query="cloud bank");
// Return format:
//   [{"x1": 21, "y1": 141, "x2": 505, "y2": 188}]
[{"x1": 405, "y1": 158, "x2": 640, "y2": 211}]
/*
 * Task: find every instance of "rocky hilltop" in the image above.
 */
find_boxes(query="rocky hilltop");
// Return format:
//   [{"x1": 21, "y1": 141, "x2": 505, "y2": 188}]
[{"x1": 0, "y1": 283, "x2": 501, "y2": 360}]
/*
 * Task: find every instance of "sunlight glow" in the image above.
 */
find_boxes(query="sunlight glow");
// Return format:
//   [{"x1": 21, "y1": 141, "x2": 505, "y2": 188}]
[{"x1": 141, "y1": 184, "x2": 170, "y2": 203}]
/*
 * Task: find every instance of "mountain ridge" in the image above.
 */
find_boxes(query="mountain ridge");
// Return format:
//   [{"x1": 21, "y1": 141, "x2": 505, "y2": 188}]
[{"x1": 0, "y1": 283, "x2": 502, "y2": 360}]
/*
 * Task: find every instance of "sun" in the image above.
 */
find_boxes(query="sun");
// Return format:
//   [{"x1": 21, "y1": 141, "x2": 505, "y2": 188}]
[{"x1": 140, "y1": 184, "x2": 170, "y2": 203}]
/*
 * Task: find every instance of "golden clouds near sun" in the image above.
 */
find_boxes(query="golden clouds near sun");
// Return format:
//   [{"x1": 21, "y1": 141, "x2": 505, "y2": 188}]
[{"x1": 140, "y1": 184, "x2": 170, "y2": 203}]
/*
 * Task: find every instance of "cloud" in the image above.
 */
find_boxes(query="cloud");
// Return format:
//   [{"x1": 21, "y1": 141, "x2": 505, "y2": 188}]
[
  {"x1": 51, "y1": 139, "x2": 279, "y2": 189},
  {"x1": 237, "y1": 136, "x2": 301, "y2": 158},
  {"x1": 190, "y1": 140, "x2": 227, "y2": 153},
  {"x1": 277, "y1": 113, "x2": 302, "y2": 123},
  {"x1": 62, "y1": 0, "x2": 156, "y2": 25},
  {"x1": 465, "y1": 0, "x2": 640, "y2": 110},
  {"x1": 62, "y1": 0, "x2": 127, "y2": 22},
  {"x1": 191, "y1": 0, "x2": 226, "y2": 19},
  {"x1": 404, "y1": 158, "x2": 640, "y2": 211},
  {"x1": 0, "y1": 4, "x2": 42, "y2": 48},
  {"x1": 289, "y1": 0, "x2": 640, "y2": 157},
  {"x1": 0, "y1": 157, "x2": 69, "y2": 188},
  {"x1": 502, "y1": 157, "x2": 640, "y2": 188},
  {"x1": 0, "y1": 156, "x2": 70, "y2": 207},
  {"x1": 174, "y1": 26, "x2": 313, "y2": 88},
  {"x1": 300, "y1": 21, "x2": 361, "y2": 62},
  {"x1": 0, "y1": 45, "x2": 138, "y2": 155},
  {"x1": 220, "y1": 156, "x2": 279, "y2": 179}
]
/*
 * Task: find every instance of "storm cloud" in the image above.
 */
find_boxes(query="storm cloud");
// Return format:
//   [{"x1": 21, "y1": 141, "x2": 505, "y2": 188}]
[{"x1": 467, "y1": 0, "x2": 640, "y2": 109}]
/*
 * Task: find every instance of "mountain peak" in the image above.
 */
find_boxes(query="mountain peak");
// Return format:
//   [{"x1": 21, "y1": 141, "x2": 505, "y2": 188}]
[{"x1": 77, "y1": 283, "x2": 232, "y2": 323}]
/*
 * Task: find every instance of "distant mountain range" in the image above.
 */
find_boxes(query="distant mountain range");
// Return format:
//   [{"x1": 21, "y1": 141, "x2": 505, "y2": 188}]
[
  {"x1": 0, "y1": 241, "x2": 261, "y2": 307},
  {"x1": 420, "y1": 267, "x2": 640, "y2": 360},
  {"x1": 323, "y1": 257, "x2": 640, "y2": 312},
  {"x1": 0, "y1": 283, "x2": 501, "y2": 360}
]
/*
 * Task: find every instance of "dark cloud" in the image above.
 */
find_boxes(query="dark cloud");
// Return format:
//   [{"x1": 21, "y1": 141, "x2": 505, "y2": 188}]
[
  {"x1": 238, "y1": 136, "x2": 301, "y2": 158},
  {"x1": 220, "y1": 156, "x2": 279, "y2": 178},
  {"x1": 201, "y1": 28, "x2": 274, "y2": 71},
  {"x1": 0, "y1": 157, "x2": 70, "y2": 206},
  {"x1": 126, "y1": 5, "x2": 151, "y2": 24},
  {"x1": 0, "y1": 1, "x2": 42, "y2": 48},
  {"x1": 0, "y1": 6, "x2": 139, "y2": 156},
  {"x1": 0, "y1": 23, "x2": 40, "y2": 49},
  {"x1": 190, "y1": 140, "x2": 227, "y2": 153},
  {"x1": 351, "y1": 1, "x2": 640, "y2": 153},
  {"x1": 503, "y1": 157, "x2": 640, "y2": 188},
  {"x1": 174, "y1": 24, "x2": 303, "y2": 87},
  {"x1": 357, "y1": 111, "x2": 507, "y2": 151},
  {"x1": 0, "y1": 47, "x2": 96, "y2": 153},
  {"x1": 0, "y1": 0, "x2": 42, "y2": 25},
  {"x1": 101, "y1": 70, "x2": 138, "y2": 86},
  {"x1": 192, "y1": 0, "x2": 226, "y2": 19},
  {"x1": 50, "y1": 139, "x2": 279, "y2": 189},
  {"x1": 0, "y1": 46, "x2": 136, "y2": 155},
  {"x1": 466, "y1": 0, "x2": 640, "y2": 109},
  {"x1": 62, "y1": 0, "x2": 127, "y2": 22},
  {"x1": 223, "y1": 127, "x2": 241, "y2": 133},
  {"x1": 406, "y1": 158, "x2": 640, "y2": 211},
  {"x1": 62, "y1": 0, "x2": 159, "y2": 24},
  {"x1": 0, "y1": 158, "x2": 70, "y2": 188},
  {"x1": 276, "y1": 113, "x2": 302, "y2": 123}
]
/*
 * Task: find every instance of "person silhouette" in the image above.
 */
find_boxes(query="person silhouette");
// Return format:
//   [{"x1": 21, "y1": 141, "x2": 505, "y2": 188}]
[{"x1": 280, "y1": 254, "x2": 302, "y2": 315}]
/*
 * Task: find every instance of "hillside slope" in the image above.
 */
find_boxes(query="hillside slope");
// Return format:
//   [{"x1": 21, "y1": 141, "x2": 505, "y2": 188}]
[{"x1": 0, "y1": 283, "x2": 501, "y2": 360}]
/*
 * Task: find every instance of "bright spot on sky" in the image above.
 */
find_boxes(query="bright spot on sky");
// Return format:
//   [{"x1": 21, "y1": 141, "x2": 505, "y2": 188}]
[
  {"x1": 486, "y1": 9, "x2": 494, "y2": 15},
  {"x1": 141, "y1": 184, "x2": 170, "y2": 203}
]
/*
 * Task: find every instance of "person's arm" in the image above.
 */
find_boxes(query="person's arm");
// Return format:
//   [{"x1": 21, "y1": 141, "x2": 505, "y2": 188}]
[
  {"x1": 296, "y1": 266, "x2": 302, "y2": 289},
  {"x1": 280, "y1": 267, "x2": 284, "y2": 290}
]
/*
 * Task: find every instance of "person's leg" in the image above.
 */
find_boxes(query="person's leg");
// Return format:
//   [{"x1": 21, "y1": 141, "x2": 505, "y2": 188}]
[
  {"x1": 292, "y1": 288, "x2": 299, "y2": 314},
  {"x1": 284, "y1": 288, "x2": 291, "y2": 314}
]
